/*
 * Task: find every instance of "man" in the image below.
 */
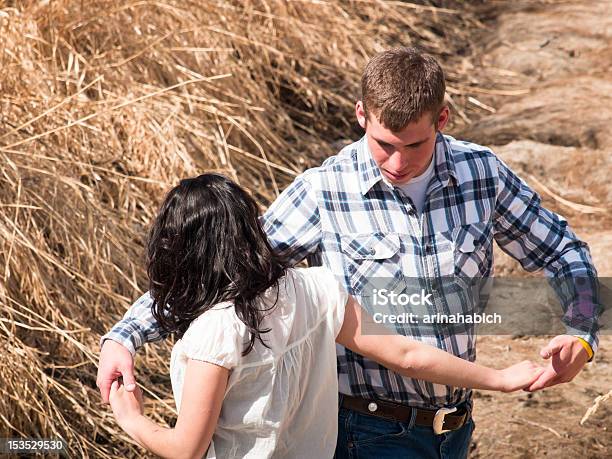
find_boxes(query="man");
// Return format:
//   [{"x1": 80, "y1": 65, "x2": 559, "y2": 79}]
[{"x1": 98, "y1": 47, "x2": 599, "y2": 458}]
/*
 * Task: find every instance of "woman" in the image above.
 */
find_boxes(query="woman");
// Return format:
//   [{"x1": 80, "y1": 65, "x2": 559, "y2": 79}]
[{"x1": 109, "y1": 174, "x2": 542, "y2": 458}]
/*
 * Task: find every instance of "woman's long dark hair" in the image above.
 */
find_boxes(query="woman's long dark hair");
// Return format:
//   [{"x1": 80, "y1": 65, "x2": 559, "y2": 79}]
[{"x1": 147, "y1": 173, "x2": 288, "y2": 355}]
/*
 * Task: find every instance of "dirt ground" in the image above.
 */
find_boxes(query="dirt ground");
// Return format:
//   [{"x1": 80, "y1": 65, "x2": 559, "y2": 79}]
[{"x1": 457, "y1": 1, "x2": 612, "y2": 457}]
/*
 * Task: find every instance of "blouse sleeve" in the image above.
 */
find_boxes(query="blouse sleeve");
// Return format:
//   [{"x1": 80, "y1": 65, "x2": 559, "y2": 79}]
[
  {"x1": 180, "y1": 306, "x2": 243, "y2": 369},
  {"x1": 305, "y1": 267, "x2": 348, "y2": 337}
]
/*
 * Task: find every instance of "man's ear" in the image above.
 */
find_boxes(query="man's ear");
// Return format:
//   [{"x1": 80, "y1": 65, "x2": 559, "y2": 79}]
[
  {"x1": 355, "y1": 101, "x2": 367, "y2": 129},
  {"x1": 435, "y1": 106, "x2": 450, "y2": 132}
]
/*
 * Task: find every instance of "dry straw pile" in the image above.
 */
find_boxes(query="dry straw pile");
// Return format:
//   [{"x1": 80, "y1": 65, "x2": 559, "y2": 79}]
[{"x1": 0, "y1": 0, "x2": 481, "y2": 456}]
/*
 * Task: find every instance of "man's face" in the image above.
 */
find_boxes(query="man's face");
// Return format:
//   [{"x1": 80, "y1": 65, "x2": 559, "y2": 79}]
[{"x1": 355, "y1": 102, "x2": 449, "y2": 185}]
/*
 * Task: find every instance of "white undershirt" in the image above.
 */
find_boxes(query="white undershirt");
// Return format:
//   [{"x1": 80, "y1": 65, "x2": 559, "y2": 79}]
[{"x1": 396, "y1": 153, "x2": 436, "y2": 215}]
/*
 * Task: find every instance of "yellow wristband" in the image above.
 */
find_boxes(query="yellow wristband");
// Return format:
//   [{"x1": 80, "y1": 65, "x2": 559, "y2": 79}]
[{"x1": 576, "y1": 337, "x2": 594, "y2": 362}]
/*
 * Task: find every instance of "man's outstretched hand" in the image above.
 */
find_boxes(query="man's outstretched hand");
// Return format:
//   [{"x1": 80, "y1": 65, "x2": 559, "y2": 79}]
[
  {"x1": 97, "y1": 339, "x2": 137, "y2": 403},
  {"x1": 525, "y1": 335, "x2": 590, "y2": 392}
]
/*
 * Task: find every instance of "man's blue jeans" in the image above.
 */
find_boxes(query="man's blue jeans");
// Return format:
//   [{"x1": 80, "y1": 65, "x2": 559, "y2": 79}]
[{"x1": 334, "y1": 397, "x2": 475, "y2": 459}]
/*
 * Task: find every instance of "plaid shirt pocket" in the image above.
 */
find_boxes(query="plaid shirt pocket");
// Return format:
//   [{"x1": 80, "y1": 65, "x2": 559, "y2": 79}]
[
  {"x1": 432, "y1": 222, "x2": 493, "y2": 302},
  {"x1": 452, "y1": 222, "x2": 493, "y2": 280},
  {"x1": 340, "y1": 232, "x2": 402, "y2": 296}
]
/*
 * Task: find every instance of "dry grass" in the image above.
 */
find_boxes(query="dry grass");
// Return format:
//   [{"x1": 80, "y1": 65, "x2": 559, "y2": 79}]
[
  {"x1": 0, "y1": 0, "x2": 516, "y2": 457},
  {"x1": 581, "y1": 389, "x2": 612, "y2": 426}
]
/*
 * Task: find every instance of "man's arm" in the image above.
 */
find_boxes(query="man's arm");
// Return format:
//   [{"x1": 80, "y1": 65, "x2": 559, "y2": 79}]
[
  {"x1": 260, "y1": 172, "x2": 322, "y2": 266},
  {"x1": 100, "y1": 291, "x2": 168, "y2": 355},
  {"x1": 98, "y1": 292, "x2": 167, "y2": 402},
  {"x1": 492, "y1": 156, "x2": 601, "y2": 388}
]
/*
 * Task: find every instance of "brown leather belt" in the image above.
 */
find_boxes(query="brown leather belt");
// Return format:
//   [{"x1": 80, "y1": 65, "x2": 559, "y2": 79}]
[{"x1": 340, "y1": 394, "x2": 470, "y2": 434}]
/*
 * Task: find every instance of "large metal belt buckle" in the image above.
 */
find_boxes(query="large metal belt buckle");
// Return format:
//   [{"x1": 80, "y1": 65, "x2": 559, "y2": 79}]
[{"x1": 433, "y1": 406, "x2": 458, "y2": 435}]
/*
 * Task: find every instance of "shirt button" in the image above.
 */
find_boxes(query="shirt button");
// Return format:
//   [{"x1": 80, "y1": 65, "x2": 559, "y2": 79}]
[
  {"x1": 368, "y1": 402, "x2": 378, "y2": 412},
  {"x1": 369, "y1": 248, "x2": 376, "y2": 255}
]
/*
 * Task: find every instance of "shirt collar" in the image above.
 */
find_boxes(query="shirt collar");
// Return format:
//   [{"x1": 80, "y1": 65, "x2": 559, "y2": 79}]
[
  {"x1": 356, "y1": 136, "x2": 384, "y2": 195},
  {"x1": 357, "y1": 132, "x2": 458, "y2": 196},
  {"x1": 433, "y1": 132, "x2": 458, "y2": 188}
]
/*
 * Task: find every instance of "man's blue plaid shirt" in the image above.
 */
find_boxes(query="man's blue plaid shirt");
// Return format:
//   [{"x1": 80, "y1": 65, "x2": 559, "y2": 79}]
[{"x1": 103, "y1": 133, "x2": 599, "y2": 409}]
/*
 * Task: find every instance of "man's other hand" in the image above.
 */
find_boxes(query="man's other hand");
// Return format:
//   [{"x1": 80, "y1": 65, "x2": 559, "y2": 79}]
[
  {"x1": 525, "y1": 335, "x2": 590, "y2": 392},
  {"x1": 97, "y1": 339, "x2": 137, "y2": 403}
]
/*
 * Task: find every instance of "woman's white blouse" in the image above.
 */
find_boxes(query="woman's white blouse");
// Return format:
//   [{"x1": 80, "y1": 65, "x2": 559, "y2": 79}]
[{"x1": 170, "y1": 267, "x2": 348, "y2": 458}]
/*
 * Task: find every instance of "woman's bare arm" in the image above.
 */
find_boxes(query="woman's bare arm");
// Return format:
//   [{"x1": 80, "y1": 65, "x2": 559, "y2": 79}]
[
  {"x1": 335, "y1": 295, "x2": 543, "y2": 392},
  {"x1": 111, "y1": 359, "x2": 228, "y2": 459}
]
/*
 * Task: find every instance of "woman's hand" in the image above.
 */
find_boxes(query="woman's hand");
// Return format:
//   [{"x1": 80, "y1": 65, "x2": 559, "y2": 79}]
[
  {"x1": 109, "y1": 379, "x2": 144, "y2": 432},
  {"x1": 497, "y1": 361, "x2": 545, "y2": 392}
]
